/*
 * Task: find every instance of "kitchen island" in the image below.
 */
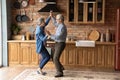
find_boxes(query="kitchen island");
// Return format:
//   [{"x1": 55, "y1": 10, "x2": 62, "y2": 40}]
[{"x1": 7, "y1": 40, "x2": 116, "y2": 69}]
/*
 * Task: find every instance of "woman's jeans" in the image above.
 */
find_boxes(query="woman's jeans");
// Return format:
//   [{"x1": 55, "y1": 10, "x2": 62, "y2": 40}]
[{"x1": 39, "y1": 47, "x2": 50, "y2": 69}]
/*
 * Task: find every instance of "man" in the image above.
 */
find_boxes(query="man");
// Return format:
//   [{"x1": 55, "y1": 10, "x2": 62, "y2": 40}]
[{"x1": 46, "y1": 12, "x2": 67, "y2": 77}]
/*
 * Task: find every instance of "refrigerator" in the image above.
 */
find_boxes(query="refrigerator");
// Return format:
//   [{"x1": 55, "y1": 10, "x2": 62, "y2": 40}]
[{"x1": 115, "y1": 8, "x2": 120, "y2": 70}]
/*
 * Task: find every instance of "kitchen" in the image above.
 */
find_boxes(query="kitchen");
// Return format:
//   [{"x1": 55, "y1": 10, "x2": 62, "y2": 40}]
[{"x1": 0, "y1": 0, "x2": 120, "y2": 79}]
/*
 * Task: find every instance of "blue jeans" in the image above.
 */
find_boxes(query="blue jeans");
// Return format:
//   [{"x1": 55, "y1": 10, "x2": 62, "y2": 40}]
[{"x1": 39, "y1": 47, "x2": 50, "y2": 69}]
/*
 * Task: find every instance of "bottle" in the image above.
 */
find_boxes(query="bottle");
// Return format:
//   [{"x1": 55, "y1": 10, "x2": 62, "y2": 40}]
[
  {"x1": 105, "y1": 29, "x2": 110, "y2": 42},
  {"x1": 100, "y1": 33, "x2": 104, "y2": 42},
  {"x1": 21, "y1": 35, "x2": 25, "y2": 41},
  {"x1": 26, "y1": 32, "x2": 30, "y2": 40}
]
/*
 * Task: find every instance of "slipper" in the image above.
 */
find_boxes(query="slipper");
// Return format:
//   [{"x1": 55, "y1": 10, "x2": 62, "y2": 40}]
[
  {"x1": 37, "y1": 70, "x2": 40, "y2": 74},
  {"x1": 37, "y1": 70, "x2": 47, "y2": 75}
]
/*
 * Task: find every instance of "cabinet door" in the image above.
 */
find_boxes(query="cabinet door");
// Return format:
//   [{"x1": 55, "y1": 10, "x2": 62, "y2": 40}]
[
  {"x1": 67, "y1": 0, "x2": 105, "y2": 24},
  {"x1": 104, "y1": 45, "x2": 115, "y2": 68},
  {"x1": 20, "y1": 43, "x2": 30, "y2": 65},
  {"x1": 96, "y1": 0, "x2": 105, "y2": 23},
  {"x1": 76, "y1": 2, "x2": 96, "y2": 23},
  {"x1": 67, "y1": 0, "x2": 75, "y2": 23},
  {"x1": 65, "y1": 44, "x2": 76, "y2": 66},
  {"x1": 95, "y1": 45, "x2": 105, "y2": 67},
  {"x1": 30, "y1": 43, "x2": 39, "y2": 65},
  {"x1": 8, "y1": 42, "x2": 20, "y2": 65},
  {"x1": 76, "y1": 47, "x2": 95, "y2": 67}
]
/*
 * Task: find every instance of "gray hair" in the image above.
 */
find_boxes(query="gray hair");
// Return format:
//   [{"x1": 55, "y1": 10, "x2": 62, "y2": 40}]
[
  {"x1": 56, "y1": 14, "x2": 64, "y2": 21},
  {"x1": 37, "y1": 17, "x2": 45, "y2": 25}
]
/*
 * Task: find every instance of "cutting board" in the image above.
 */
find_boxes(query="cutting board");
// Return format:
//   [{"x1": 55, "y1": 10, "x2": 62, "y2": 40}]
[{"x1": 88, "y1": 30, "x2": 100, "y2": 41}]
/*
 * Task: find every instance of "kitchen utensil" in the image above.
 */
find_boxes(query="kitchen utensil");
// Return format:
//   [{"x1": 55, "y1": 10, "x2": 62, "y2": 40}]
[
  {"x1": 21, "y1": 0, "x2": 29, "y2": 8},
  {"x1": 13, "y1": 0, "x2": 21, "y2": 9},
  {"x1": 21, "y1": 9, "x2": 30, "y2": 22},
  {"x1": 88, "y1": 30, "x2": 100, "y2": 41},
  {"x1": 15, "y1": 9, "x2": 22, "y2": 22},
  {"x1": 30, "y1": 9, "x2": 33, "y2": 21}
]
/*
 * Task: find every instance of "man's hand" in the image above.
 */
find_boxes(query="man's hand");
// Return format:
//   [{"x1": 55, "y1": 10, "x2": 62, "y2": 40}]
[{"x1": 45, "y1": 29, "x2": 51, "y2": 36}]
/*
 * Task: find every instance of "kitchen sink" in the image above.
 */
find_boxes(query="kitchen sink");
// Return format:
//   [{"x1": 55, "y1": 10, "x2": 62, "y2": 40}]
[{"x1": 75, "y1": 40, "x2": 95, "y2": 47}]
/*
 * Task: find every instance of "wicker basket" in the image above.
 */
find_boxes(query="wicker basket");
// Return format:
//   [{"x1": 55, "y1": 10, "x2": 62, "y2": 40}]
[{"x1": 12, "y1": 35, "x2": 22, "y2": 40}]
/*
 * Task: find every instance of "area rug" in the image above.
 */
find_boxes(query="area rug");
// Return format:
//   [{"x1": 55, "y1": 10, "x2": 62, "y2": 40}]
[{"x1": 13, "y1": 69, "x2": 120, "y2": 80}]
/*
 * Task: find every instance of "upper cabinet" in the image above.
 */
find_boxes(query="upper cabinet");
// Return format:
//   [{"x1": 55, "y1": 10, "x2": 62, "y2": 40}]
[{"x1": 67, "y1": 0, "x2": 105, "y2": 24}]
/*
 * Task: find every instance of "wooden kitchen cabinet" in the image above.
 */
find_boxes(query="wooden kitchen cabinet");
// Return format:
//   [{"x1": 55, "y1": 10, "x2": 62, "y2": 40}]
[
  {"x1": 8, "y1": 43, "x2": 20, "y2": 65},
  {"x1": 20, "y1": 43, "x2": 38, "y2": 65},
  {"x1": 8, "y1": 42, "x2": 38, "y2": 66},
  {"x1": 95, "y1": 45, "x2": 105, "y2": 67},
  {"x1": 30, "y1": 44, "x2": 39, "y2": 65},
  {"x1": 64, "y1": 44, "x2": 76, "y2": 66},
  {"x1": 8, "y1": 41, "x2": 115, "y2": 69},
  {"x1": 76, "y1": 47, "x2": 95, "y2": 66},
  {"x1": 67, "y1": 0, "x2": 105, "y2": 24},
  {"x1": 20, "y1": 43, "x2": 30, "y2": 65},
  {"x1": 63, "y1": 42, "x2": 115, "y2": 69}
]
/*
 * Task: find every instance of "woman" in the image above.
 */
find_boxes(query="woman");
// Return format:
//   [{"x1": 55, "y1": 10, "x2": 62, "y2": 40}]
[{"x1": 35, "y1": 16, "x2": 51, "y2": 75}]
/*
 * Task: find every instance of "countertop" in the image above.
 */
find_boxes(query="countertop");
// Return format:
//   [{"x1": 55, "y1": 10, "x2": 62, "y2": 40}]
[{"x1": 7, "y1": 40, "x2": 116, "y2": 45}]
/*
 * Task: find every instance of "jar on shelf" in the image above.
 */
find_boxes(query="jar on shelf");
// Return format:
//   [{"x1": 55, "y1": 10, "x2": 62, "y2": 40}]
[
  {"x1": 26, "y1": 32, "x2": 30, "y2": 40},
  {"x1": 105, "y1": 29, "x2": 110, "y2": 42},
  {"x1": 100, "y1": 33, "x2": 104, "y2": 42}
]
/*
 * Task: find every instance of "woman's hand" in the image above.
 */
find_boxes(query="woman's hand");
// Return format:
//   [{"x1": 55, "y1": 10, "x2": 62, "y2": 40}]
[{"x1": 49, "y1": 10, "x2": 53, "y2": 17}]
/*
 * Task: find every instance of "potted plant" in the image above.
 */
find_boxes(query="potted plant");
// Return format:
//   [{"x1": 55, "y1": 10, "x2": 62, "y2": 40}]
[{"x1": 11, "y1": 24, "x2": 21, "y2": 35}]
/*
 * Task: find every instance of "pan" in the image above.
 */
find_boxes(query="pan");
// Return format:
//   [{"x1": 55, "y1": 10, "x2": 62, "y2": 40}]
[
  {"x1": 15, "y1": 10, "x2": 22, "y2": 22},
  {"x1": 13, "y1": 0, "x2": 21, "y2": 9},
  {"x1": 21, "y1": 9, "x2": 30, "y2": 22}
]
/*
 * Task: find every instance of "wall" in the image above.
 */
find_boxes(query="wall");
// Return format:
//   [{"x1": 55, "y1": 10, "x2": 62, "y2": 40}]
[{"x1": 10, "y1": 0, "x2": 120, "y2": 41}]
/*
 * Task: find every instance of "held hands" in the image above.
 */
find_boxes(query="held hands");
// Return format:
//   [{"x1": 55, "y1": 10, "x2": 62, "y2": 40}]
[{"x1": 45, "y1": 29, "x2": 51, "y2": 36}]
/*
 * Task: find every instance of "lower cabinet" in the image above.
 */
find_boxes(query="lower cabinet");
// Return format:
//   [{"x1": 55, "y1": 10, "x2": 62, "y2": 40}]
[
  {"x1": 8, "y1": 41, "x2": 115, "y2": 69},
  {"x1": 8, "y1": 42, "x2": 20, "y2": 65},
  {"x1": 62, "y1": 43, "x2": 115, "y2": 69},
  {"x1": 8, "y1": 42, "x2": 39, "y2": 66},
  {"x1": 76, "y1": 47, "x2": 95, "y2": 67}
]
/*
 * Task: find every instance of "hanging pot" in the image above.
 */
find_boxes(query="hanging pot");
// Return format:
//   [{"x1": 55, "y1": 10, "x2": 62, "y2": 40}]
[
  {"x1": 13, "y1": 0, "x2": 21, "y2": 9},
  {"x1": 15, "y1": 9, "x2": 22, "y2": 22},
  {"x1": 21, "y1": 0, "x2": 29, "y2": 8},
  {"x1": 21, "y1": 9, "x2": 30, "y2": 22}
]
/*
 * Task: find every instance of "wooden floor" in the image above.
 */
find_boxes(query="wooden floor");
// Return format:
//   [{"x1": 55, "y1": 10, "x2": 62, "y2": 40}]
[
  {"x1": 0, "y1": 62, "x2": 120, "y2": 80},
  {"x1": 0, "y1": 62, "x2": 55, "y2": 80}
]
